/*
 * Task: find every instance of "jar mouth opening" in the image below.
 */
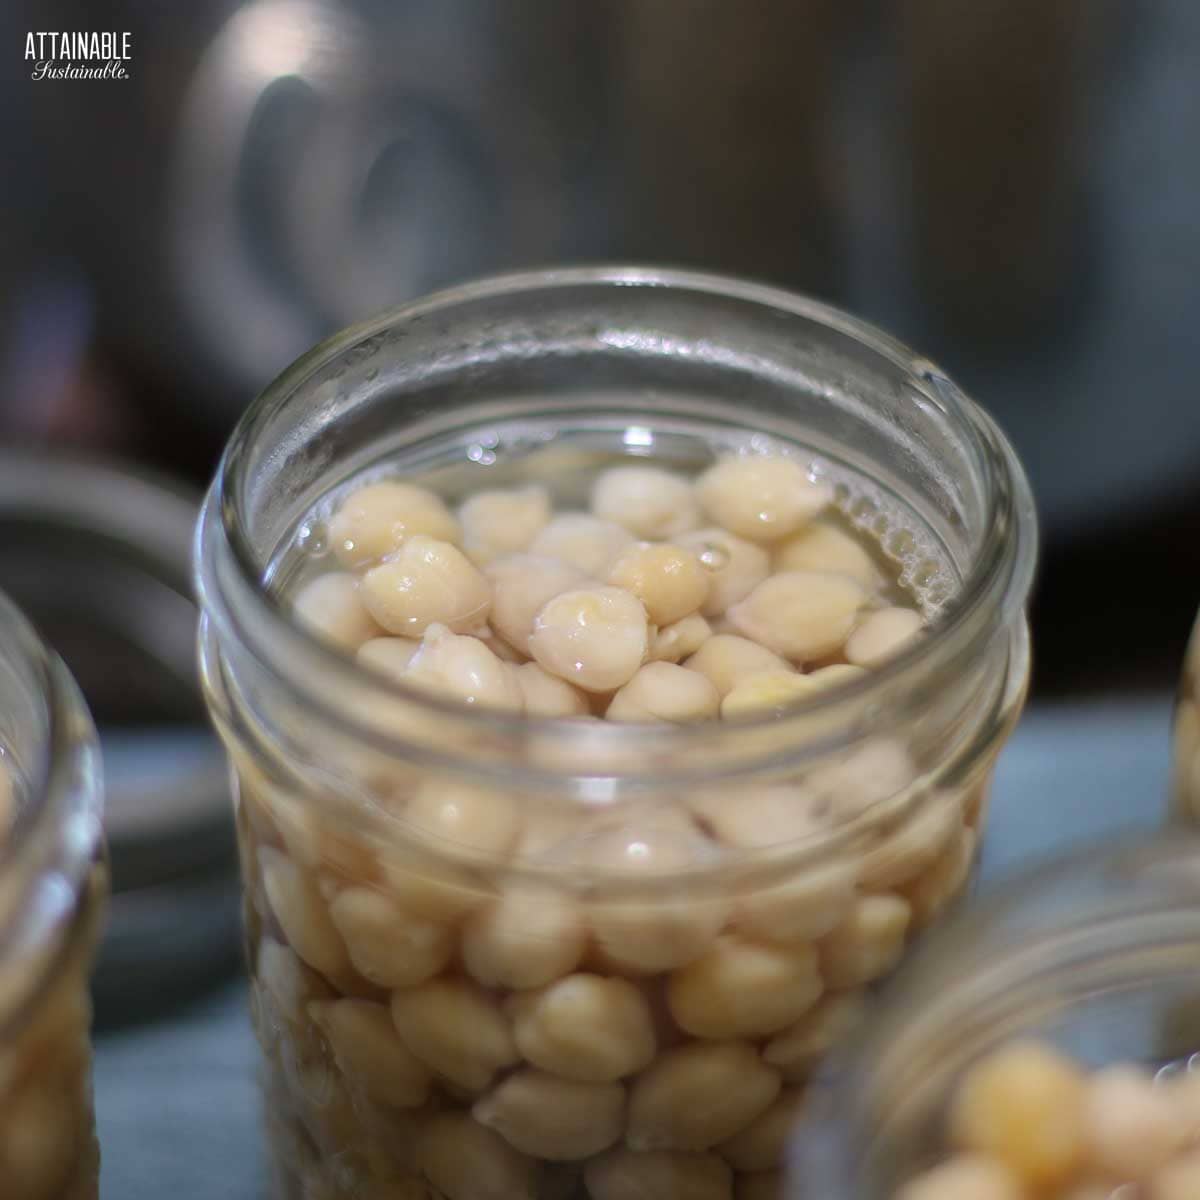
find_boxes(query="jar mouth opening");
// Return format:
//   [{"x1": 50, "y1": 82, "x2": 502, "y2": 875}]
[{"x1": 198, "y1": 264, "x2": 1037, "y2": 777}]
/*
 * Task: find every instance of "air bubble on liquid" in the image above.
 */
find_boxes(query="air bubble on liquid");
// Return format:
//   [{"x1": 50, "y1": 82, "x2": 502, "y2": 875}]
[
  {"x1": 467, "y1": 443, "x2": 497, "y2": 466},
  {"x1": 886, "y1": 529, "x2": 916, "y2": 558},
  {"x1": 296, "y1": 521, "x2": 329, "y2": 558},
  {"x1": 698, "y1": 543, "x2": 730, "y2": 572}
]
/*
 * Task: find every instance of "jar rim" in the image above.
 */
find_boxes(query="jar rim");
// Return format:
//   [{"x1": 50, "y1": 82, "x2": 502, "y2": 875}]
[{"x1": 196, "y1": 264, "x2": 1037, "y2": 782}]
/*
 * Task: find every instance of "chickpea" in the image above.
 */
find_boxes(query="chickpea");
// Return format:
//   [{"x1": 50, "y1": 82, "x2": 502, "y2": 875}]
[
  {"x1": 720, "y1": 671, "x2": 819, "y2": 719},
  {"x1": 727, "y1": 570, "x2": 869, "y2": 662},
  {"x1": 677, "y1": 529, "x2": 770, "y2": 616},
  {"x1": 718, "y1": 1086, "x2": 806, "y2": 1172},
  {"x1": 772, "y1": 519, "x2": 884, "y2": 591},
  {"x1": 361, "y1": 536, "x2": 491, "y2": 637},
  {"x1": 1082, "y1": 1065, "x2": 1187, "y2": 1181},
  {"x1": 530, "y1": 586, "x2": 649, "y2": 693},
  {"x1": 896, "y1": 1156, "x2": 1026, "y2": 1200},
  {"x1": 845, "y1": 606, "x2": 924, "y2": 667},
  {"x1": 511, "y1": 661, "x2": 590, "y2": 717},
  {"x1": 607, "y1": 542, "x2": 710, "y2": 626},
  {"x1": 256, "y1": 938, "x2": 334, "y2": 1026},
  {"x1": 902, "y1": 827, "x2": 976, "y2": 928},
  {"x1": 507, "y1": 973, "x2": 656, "y2": 1083},
  {"x1": 356, "y1": 636, "x2": 421, "y2": 679},
  {"x1": 606, "y1": 662, "x2": 721, "y2": 724},
  {"x1": 585, "y1": 820, "x2": 728, "y2": 972},
  {"x1": 684, "y1": 636, "x2": 796, "y2": 699},
  {"x1": 390, "y1": 977, "x2": 518, "y2": 1093},
  {"x1": 627, "y1": 1041, "x2": 781, "y2": 1152},
  {"x1": 309, "y1": 999, "x2": 431, "y2": 1108},
  {"x1": 819, "y1": 893, "x2": 912, "y2": 988},
  {"x1": 461, "y1": 887, "x2": 587, "y2": 990},
  {"x1": 1154, "y1": 1155, "x2": 1200, "y2": 1200},
  {"x1": 737, "y1": 859, "x2": 857, "y2": 944},
  {"x1": 806, "y1": 664, "x2": 869, "y2": 689},
  {"x1": 327, "y1": 887, "x2": 454, "y2": 989},
  {"x1": 404, "y1": 778, "x2": 521, "y2": 858},
  {"x1": 584, "y1": 1148, "x2": 733, "y2": 1200},
  {"x1": 258, "y1": 847, "x2": 349, "y2": 978},
  {"x1": 529, "y1": 513, "x2": 635, "y2": 577},
  {"x1": 403, "y1": 625, "x2": 524, "y2": 711},
  {"x1": 858, "y1": 798, "x2": 963, "y2": 891},
  {"x1": 949, "y1": 1041, "x2": 1087, "y2": 1188},
  {"x1": 419, "y1": 1112, "x2": 536, "y2": 1200},
  {"x1": 473, "y1": 1069, "x2": 625, "y2": 1161},
  {"x1": 692, "y1": 786, "x2": 825, "y2": 850},
  {"x1": 696, "y1": 455, "x2": 831, "y2": 543},
  {"x1": 459, "y1": 485, "x2": 552, "y2": 565},
  {"x1": 293, "y1": 573, "x2": 383, "y2": 651},
  {"x1": 667, "y1": 935, "x2": 823, "y2": 1039},
  {"x1": 486, "y1": 555, "x2": 588, "y2": 655},
  {"x1": 808, "y1": 738, "x2": 917, "y2": 822},
  {"x1": 379, "y1": 849, "x2": 491, "y2": 923},
  {"x1": 329, "y1": 480, "x2": 461, "y2": 568},
  {"x1": 762, "y1": 990, "x2": 865, "y2": 1083},
  {"x1": 591, "y1": 465, "x2": 702, "y2": 540},
  {"x1": 650, "y1": 613, "x2": 713, "y2": 663}
]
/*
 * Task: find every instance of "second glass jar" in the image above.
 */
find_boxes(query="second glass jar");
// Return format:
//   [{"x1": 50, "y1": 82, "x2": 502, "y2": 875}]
[{"x1": 195, "y1": 268, "x2": 1036, "y2": 1200}]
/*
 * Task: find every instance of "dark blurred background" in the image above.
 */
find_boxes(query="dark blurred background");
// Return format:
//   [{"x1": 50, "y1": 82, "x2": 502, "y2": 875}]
[{"x1": 1, "y1": 0, "x2": 1198, "y2": 701}]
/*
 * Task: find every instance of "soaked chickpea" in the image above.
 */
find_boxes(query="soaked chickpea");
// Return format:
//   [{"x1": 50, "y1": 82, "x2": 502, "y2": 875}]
[
  {"x1": 585, "y1": 1148, "x2": 733, "y2": 1200},
  {"x1": 727, "y1": 570, "x2": 869, "y2": 662},
  {"x1": 773, "y1": 519, "x2": 885, "y2": 590},
  {"x1": 898, "y1": 1041, "x2": 1200, "y2": 1200},
  {"x1": 696, "y1": 455, "x2": 831, "y2": 543},
  {"x1": 360, "y1": 536, "x2": 491, "y2": 636},
  {"x1": 486, "y1": 555, "x2": 588, "y2": 655},
  {"x1": 403, "y1": 625, "x2": 525, "y2": 711},
  {"x1": 459, "y1": 485, "x2": 552, "y2": 565},
  {"x1": 293, "y1": 573, "x2": 382, "y2": 650},
  {"x1": 607, "y1": 542, "x2": 710, "y2": 626},
  {"x1": 720, "y1": 671, "x2": 818, "y2": 719},
  {"x1": 845, "y1": 606, "x2": 924, "y2": 667},
  {"x1": 473, "y1": 1069, "x2": 625, "y2": 1161},
  {"x1": 650, "y1": 613, "x2": 713, "y2": 663},
  {"x1": 356, "y1": 636, "x2": 421, "y2": 679},
  {"x1": 530, "y1": 586, "x2": 649, "y2": 693},
  {"x1": 390, "y1": 977, "x2": 519, "y2": 1093},
  {"x1": 606, "y1": 662, "x2": 721, "y2": 724},
  {"x1": 591, "y1": 465, "x2": 702, "y2": 539},
  {"x1": 684, "y1": 636, "x2": 796, "y2": 698},
  {"x1": 511, "y1": 662, "x2": 590, "y2": 717},
  {"x1": 530, "y1": 514, "x2": 636, "y2": 577},
  {"x1": 330, "y1": 481, "x2": 460, "y2": 568},
  {"x1": 677, "y1": 529, "x2": 770, "y2": 616}
]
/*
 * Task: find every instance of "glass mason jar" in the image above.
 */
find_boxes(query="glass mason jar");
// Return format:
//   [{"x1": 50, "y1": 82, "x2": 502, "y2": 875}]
[
  {"x1": 794, "y1": 833, "x2": 1200, "y2": 1198},
  {"x1": 1174, "y1": 618, "x2": 1200, "y2": 821},
  {"x1": 0, "y1": 589, "x2": 106, "y2": 1199},
  {"x1": 194, "y1": 267, "x2": 1036, "y2": 1200}
]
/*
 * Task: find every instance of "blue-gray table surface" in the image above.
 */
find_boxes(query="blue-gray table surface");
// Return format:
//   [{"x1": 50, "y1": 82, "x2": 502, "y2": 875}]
[{"x1": 94, "y1": 696, "x2": 1175, "y2": 1199}]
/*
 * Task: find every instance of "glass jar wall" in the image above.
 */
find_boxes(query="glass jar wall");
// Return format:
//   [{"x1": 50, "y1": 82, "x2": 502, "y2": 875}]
[
  {"x1": 195, "y1": 268, "x2": 1035, "y2": 1200},
  {"x1": 0, "y1": 590, "x2": 106, "y2": 1199},
  {"x1": 794, "y1": 834, "x2": 1200, "y2": 1199}
]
